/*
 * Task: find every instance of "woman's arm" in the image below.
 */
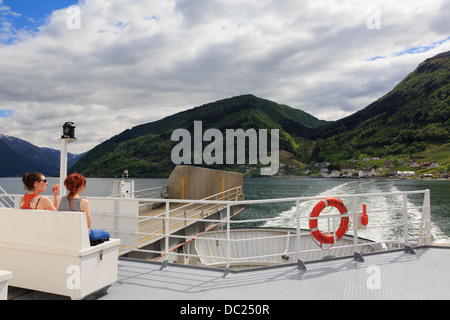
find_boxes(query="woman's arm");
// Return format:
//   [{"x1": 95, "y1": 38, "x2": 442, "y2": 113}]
[
  {"x1": 52, "y1": 185, "x2": 59, "y2": 209},
  {"x1": 38, "y1": 196, "x2": 57, "y2": 210},
  {"x1": 81, "y1": 198, "x2": 92, "y2": 229}
]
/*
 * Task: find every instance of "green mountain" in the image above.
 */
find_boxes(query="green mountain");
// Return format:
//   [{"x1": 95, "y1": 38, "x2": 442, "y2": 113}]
[
  {"x1": 71, "y1": 51, "x2": 450, "y2": 177},
  {"x1": 312, "y1": 51, "x2": 450, "y2": 163},
  {"x1": 71, "y1": 95, "x2": 326, "y2": 177}
]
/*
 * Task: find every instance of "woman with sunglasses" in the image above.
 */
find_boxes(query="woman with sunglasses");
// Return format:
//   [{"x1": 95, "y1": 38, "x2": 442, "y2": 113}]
[{"x1": 20, "y1": 172, "x2": 58, "y2": 210}]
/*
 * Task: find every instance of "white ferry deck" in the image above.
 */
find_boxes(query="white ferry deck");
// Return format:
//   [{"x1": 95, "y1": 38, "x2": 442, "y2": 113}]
[
  {"x1": 7, "y1": 245, "x2": 450, "y2": 300},
  {"x1": 2, "y1": 166, "x2": 449, "y2": 304}
]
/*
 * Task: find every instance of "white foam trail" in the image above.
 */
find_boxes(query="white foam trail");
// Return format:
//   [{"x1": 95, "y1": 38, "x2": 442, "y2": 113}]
[
  {"x1": 262, "y1": 181, "x2": 354, "y2": 229},
  {"x1": 262, "y1": 180, "x2": 444, "y2": 243}
]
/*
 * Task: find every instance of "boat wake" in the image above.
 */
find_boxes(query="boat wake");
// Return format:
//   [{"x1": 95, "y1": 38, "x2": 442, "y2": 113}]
[{"x1": 262, "y1": 180, "x2": 448, "y2": 244}]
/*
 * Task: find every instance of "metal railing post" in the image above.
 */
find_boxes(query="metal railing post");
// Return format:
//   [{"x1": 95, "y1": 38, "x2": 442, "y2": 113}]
[
  {"x1": 403, "y1": 193, "x2": 409, "y2": 245},
  {"x1": 418, "y1": 189, "x2": 431, "y2": 246},
  {"x1": 161, "y1": 201, "x2": 170, "y2": 270},
  {"x1": 423, "y1": 189, "x2": 431, "y2": 245},
  {"x1": 352, "y1": 196, "x2": 364, "y2": 262},
  {"x1": 224, "y1": 204, "x2": 231, "y2": 277},
  {"x1": 403, "y1": 193, "x2": 415, "y2": 254},
  {"x1": 113, "y1": 199, "x2": 118, "y2": 239},
  {"x1": 296, "y1": 199, "x2": 306, "y2": 270}
]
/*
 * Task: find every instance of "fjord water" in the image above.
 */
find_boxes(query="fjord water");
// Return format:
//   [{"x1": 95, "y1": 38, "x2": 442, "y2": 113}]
[
  {"x1": 241, "y1": 177, "x2": 450, "y2": 244},
  {"x1": 1, "y1": 176, "x2": 448, "y2": 244}
]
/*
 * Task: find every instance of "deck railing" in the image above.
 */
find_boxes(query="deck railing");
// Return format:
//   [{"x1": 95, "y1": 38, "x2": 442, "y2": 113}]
[
  {"x1": 0, "y1": 189, "x2": 432, "y2": 271},
  {"x1": 95, "y1": 189, "x2": 432, "y2": 269},
  {"x1": 148, "y1": 189, "x2": 431, "y2": 269}
]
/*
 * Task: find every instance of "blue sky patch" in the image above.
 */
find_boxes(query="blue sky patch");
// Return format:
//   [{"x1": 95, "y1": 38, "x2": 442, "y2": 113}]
[
  {"x1": 1, "y1": 0, "x2": 78, "y2": 43},
  {"x1": 395, "y1": 36, "x2": 450, "y2": 57},
  {"x1": 367, "y1": 56, "x2": 386, "y2": 62},
  {"x1": 0, "y1": 110, "x2": 13, "y2": 118}
]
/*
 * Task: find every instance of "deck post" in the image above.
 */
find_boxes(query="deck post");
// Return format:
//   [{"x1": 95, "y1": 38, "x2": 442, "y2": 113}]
[
  {"x1": 162, "y1": 201, "x2": 170, "y2": 268},
  {"x1": 225, "y1": 204, "x2": 231, "y2": 273},
  {"x1": 352, "y1": 196, "x2": 364, "y2": 262},
  {"x1": 419, "y1": 190, "x2": 432, "y2": 246}
]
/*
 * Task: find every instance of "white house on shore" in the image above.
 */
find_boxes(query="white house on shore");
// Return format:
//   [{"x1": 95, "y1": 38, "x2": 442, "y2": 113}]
[
  {"x1": 390, "y1": 171, "x2": 416, "y2": 177},
  {"x1": 358, "y1": 169, "x2": 375, "y2": 178}
]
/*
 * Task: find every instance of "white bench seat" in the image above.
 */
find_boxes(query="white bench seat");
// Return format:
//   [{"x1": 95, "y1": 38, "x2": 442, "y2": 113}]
[
  {"x1": 0, "y1": 208, "x2": 120, "y2": 300},
  {"x1": 0, "y1": 270, "x2": 12, "y2": 300}
]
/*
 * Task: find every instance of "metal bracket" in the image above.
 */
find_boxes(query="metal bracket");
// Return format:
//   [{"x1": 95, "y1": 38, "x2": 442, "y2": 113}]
[
  {"x1": 405, "y1": 245, "x2": 416, "y2": 255},
  {"x1": 160, "y1": 260, "x2": 169, "y2": 270},
  {"x1": 223, "y1": 267, "x2": 230, "y2": 278},
  {"x1": 354, "y1": 252, "x2": 365, "y2": 262},
  {"x1": 297, "y1": 259, "x2": 307, "y2": 271}
]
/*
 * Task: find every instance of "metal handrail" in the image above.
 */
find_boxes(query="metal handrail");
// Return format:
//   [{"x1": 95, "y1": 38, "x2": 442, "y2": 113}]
[
  {"x1": 0, "y1": 189, "x2": 432, "y2": 269},
  {"x1": 0, "y1": 186, "x2": 15, "y2": 208},
  {"x1": 138, "y1": 186, "x2": 243, "y2": 223},
  {"x1": 123, "y1": 189, "x2": 432, "y2": 267}
]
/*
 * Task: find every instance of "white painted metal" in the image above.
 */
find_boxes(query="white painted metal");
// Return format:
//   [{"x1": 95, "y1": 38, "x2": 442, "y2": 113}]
[
  {"x1": 0, "y1": 208, "x2": 120, "y2": 299},
  {"x1": 0, "y1": 270, "x2": 12, "y2": 300},
  {"x1": 58, "y1": 137, "x2": 77, "y2": 197},
  {"x1": 0, "y1": 186, "x2": 15, "y2": 208},
  {"x1": 194, "y1": 229, "x2": 378, "y2": 267},
  {"x1": 110, "y1": 180, "x2": 135, "y2": 198}
]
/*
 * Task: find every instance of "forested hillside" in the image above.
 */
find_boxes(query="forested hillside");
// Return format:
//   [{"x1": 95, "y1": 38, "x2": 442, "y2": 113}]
[{"x1": 70, "y1": 95, "x2": 326, "y2": 177}]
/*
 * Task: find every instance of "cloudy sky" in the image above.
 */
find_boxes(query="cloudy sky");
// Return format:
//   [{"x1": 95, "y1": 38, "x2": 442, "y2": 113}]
[{"x1": 1, "y1": 0, "x2": 449, "y2": 153}]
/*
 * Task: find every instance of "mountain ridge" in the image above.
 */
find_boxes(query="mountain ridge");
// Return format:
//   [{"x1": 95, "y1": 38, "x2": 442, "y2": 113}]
[
  {"x1": 70, "y1": 94, "x2": 326, "y2": 177},
  {"x1": 0, "y1": 134, "x2": 85, "y2": 177}
]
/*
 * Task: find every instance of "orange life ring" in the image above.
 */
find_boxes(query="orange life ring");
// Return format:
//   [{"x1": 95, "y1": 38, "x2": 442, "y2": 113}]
[{"x1": 309, "y1": 198, "x2": 350, "y2": 244}]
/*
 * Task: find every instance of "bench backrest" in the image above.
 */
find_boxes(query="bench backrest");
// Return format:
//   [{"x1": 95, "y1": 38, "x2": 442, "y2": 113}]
[{"x1": 0, "y1": 208, "x2": 90, "y2": 252}]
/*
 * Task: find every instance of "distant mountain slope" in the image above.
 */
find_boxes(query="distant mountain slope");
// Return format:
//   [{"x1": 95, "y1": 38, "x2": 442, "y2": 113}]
[
  {"x1": 0, "y1": 138, "x2": 43, "y2": 177},
  {"x1": 71, "y1": 95, "x2": 326, "y2": 177},
  {"x1": 0, "y1": 134, "x2": 85, "y2": 177},
  {"x1": 312, "y1": 50, "x2": 450, "y2": 162}
]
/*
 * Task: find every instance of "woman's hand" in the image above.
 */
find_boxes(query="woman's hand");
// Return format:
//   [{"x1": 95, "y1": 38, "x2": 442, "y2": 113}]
[
  {"x1": 52, "y1": 185, "x2": 60, "y2": 209},
  {"x1": 52, "y1": 184, "x2": 59, "y2": 194}
]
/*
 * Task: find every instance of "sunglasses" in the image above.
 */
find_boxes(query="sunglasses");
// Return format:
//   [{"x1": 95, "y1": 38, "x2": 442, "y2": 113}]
[{"x1": 38, "y1": 179, "x2": 47, "y2": 183}]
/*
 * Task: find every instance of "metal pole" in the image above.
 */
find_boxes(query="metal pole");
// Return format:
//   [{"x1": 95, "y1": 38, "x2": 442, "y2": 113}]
[
  {"x1": 59, "y1": 139, "x2": 69, "y2": 197},
  {"x1": 352, "y1": 196, "x2": 358, "y2": 250},
  {"x1": 352, "y1": 196, "x2": 364, "y2": 262},
  {"x1": 225, "y1": 204, "x2": 231, "y2": 274},
  {"x1": 424, "y1": 190, "x2": 431, "y2": 245},
  {"x1": 59, "y1": 126, "x2": 76, "y2": 197},
  {"x1": 295, "y1": 200, "x2": 301, "y2": 259},
  {"x1": 165, "y1": 201, "x2": 170, "y2": 261},
  {"x1": 403, "y1": 193, "x2": 409, "y2": 245}
]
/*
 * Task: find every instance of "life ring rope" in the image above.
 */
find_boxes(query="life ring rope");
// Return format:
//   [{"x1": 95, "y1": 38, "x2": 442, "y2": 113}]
[{"x1": 309, "y1": 198, "x2": 350, "y2": 248}]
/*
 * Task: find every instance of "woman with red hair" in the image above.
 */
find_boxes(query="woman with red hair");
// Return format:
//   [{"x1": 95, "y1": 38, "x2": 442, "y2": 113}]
[{"x1": 57, "y1": 173, "x2": 92, "y2": 229}]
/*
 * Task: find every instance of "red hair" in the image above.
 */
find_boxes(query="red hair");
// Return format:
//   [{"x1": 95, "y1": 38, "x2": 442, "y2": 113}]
[{"x1": 64, "y1": 173, "x2": 86, "y2": 208}]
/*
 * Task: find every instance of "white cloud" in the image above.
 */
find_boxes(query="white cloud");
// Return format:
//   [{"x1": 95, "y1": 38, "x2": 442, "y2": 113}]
[{"x1": 0, "y1": 0, "x2": 449, "y2": 153}]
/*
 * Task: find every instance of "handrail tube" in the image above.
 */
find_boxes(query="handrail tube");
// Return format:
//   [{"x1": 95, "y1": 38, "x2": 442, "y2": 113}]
[{"x1": 1, "y1": 188, "x2": 428, "y2": 206}]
